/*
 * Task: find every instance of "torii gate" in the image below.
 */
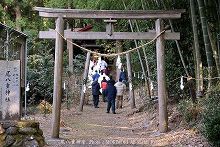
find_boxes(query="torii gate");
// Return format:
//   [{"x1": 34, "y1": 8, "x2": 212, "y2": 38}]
[{"x1": 35, "y1": 7, "x2": 184, "y2": 138}]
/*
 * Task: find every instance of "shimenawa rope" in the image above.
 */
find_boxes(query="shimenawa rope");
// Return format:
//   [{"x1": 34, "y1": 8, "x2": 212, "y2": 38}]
[{"x1": 54, "y1": 28, "x2": 167, "y2": 57}]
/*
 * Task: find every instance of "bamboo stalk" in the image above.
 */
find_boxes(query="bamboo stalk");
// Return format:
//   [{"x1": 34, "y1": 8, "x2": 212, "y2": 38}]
[
  {"x1": 160, "y1": 1, "x2": 190, "y2": 77},
  {"x1": 197, "y1": 0, "x2": 214, "y2": 90},
  {"x1": 190, "y1": 0, "x2": 203, "y2": 96},
  {"x1": 122, "y1": 0, "x2": 152, "y2": 98}
]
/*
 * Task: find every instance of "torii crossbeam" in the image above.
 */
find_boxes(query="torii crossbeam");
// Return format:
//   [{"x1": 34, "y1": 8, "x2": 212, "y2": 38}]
[{"x1": 35, "y1": 7, "x2": 184, "y2": 138}]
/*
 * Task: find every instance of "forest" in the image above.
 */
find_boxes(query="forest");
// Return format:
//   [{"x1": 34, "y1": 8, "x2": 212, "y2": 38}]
[{"x1": 0, "y1": 0, "x2": 220, "y2": 146}]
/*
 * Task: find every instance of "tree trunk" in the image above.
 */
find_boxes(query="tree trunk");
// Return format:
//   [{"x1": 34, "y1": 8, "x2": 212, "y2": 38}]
[
  {"x1": 14, "y1": 4, "x2": 22, "y2": 31},
  {"x1": 197, "y1": 0, "x2": 214, "y2": 90},
  {"x1": 218, "y1": 0, "x2": 220, "y2": 31},
  {"x1": 204, "y1": 0, "x2": 220, "y2": 77},
  {"x1": 190, "y1": 0, "x2": 204, "y2": 96},
  {"x1": 126, "y1": 53, "x2": 136, "y2": 109},
  {"x1": 217, "y1": 0, "x2": 220, "y2": 64},
  {"x1": 207, "y1": 24, "x2": 220, "y2": 76}
]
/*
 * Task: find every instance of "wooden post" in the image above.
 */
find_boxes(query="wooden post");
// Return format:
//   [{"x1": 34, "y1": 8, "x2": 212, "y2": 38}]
[
  {"x1": 51, "y1": 17, "x2": 64, "y2": 138},
  {"x1": 67, "y1": 39, "x2": 74, "y2": 73},
  {"x1": 20, "y1": 41, "x2": 25, "y2": 88},
  {"x1": 104, "y1": 19, "x2": 117, "y2": 36},
  {"x1": 156, "y1": 19, "x2": 168, "y2": 133},
  {"x1": 24, "y1": 39, "x2": 28, "y2": 117},
  {"x1": 79, "y1": 52, "x2": 91, "y2": 111},
  {"x1": 67, "y1": 22, "x2": 74, "y2": 73},
  {"x1": 126, "y1": 53, "x2": 136, "y2": 109}
]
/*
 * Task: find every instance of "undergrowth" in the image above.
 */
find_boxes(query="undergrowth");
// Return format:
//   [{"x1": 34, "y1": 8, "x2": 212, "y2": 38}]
[{"x1": 178, "y1": 85, "x2": 220, "y2": 147}]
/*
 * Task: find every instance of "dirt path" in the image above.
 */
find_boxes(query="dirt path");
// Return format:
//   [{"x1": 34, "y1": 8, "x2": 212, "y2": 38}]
[
  {"x1": 34, "y1": 99, "x2": 209, "y2": 147},
  {"x1": 36, "y1": 100, "x2": 148, "y2": 146}
]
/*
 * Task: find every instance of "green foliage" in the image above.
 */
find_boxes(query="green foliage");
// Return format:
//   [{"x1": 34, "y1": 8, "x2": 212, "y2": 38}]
[
  {"x1": 201, "y1": 89, "x2": 220, "y2": 146},
  {"x1": 0, "y1": 5, "x2": 5, "y2": 18},
  {"x1": 72, "y1": 54, "x2": 86, "y2": 74},
  {"x1": 44, "y1": 0, "x2": 70, "y2": 8},
  {"x1": 27, "y1": 51, "x2": 54, "y2": 102},
  {"x1": 178, "y1": 98, "x2": 201, "y2": 124},
  {"x1": 4, "y1": 0, "x2": 14, "y2": 5}
]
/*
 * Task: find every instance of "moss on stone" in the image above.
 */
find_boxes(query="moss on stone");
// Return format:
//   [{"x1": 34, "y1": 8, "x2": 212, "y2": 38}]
[
  {"x1": 17, "y1": 120, "x2": 39, "y2": 128},
  {"x1": 35, "y1": 134, "x2": 45, "y2": 147},
  {"x1": 12, "y1": 134, "x2": 24, "y2": 147},
  {"x1": 37, "y1": 128, "x2": 43, "y2": 136},
  {"x1": 0, "y1": 134, "x2": 6, "y2": 142},
  {"x1": 0, "y1": 120, "x2": 45, "y2": 147},
  {"x1": 19, "y1": 127, "x2": 37, "y2": 135}
]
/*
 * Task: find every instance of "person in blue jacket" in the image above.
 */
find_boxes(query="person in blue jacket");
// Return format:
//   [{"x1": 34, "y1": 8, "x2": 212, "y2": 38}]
[
  {"x1": 106, "y1": 77, "x2": 117, "y2": 114},
  {"x1": 92, "y1": 70, "x2": 100, "y2": 81},
  {"x1": 119, "y1": 69, "x2": 127, "y2": 84},
  {"x1": 92, "y1": 78, "x2": 100, "y2": 108}
]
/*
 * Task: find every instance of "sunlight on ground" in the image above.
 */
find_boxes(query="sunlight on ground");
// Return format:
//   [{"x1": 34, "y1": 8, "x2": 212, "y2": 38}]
[{"x1": 87, "y1": 123, "x2": 130, "y2": 129}]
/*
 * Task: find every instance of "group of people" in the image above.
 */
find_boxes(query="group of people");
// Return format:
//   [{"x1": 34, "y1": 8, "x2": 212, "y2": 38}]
[
  {"x1": 89, "y1": 57, "x2": 110, "y2": 78},
  {"x1": 92, "y1": 76, "x2": 126, "y2": 114},
  {"x1": 89, "y1": 57, "x2": 127, "y2": 114}
]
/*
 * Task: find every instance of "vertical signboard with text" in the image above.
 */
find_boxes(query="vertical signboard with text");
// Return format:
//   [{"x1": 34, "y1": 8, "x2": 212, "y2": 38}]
[{"x1": 0, "y1": 60, "x2": 20, "y2": 120}]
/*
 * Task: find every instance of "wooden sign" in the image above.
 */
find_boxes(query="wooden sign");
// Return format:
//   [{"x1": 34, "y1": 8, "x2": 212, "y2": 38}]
[{"x1": 0, "y1": 60, "x2": 20, "y2": 120}]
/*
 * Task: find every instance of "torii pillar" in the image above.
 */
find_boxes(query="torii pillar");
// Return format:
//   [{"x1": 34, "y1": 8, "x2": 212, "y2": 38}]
[
  {"x1": 51, "y1": 17, "x2": 64, "y2": 138},
  {"x1": 156, "y1": 19, "x2": 168, "y2": 132}
]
